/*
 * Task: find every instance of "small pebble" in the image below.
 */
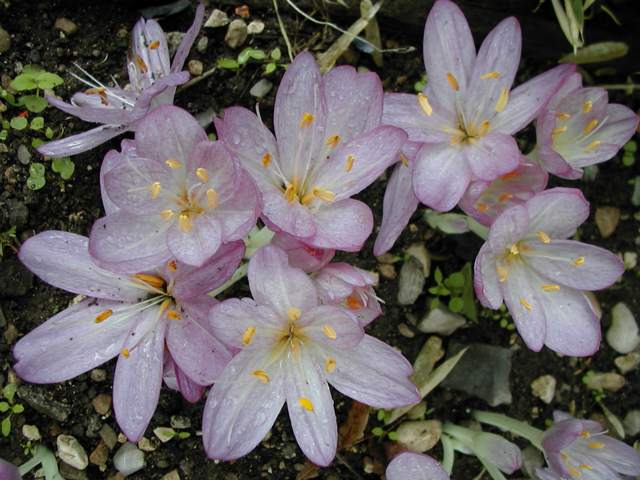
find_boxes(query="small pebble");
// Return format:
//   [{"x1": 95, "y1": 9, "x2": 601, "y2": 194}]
[
  {"x1": 153, "y1": 427, "x2": 176, "y2": 443},
  {"x1": 166, "y1": 32, "x2": 185, "y2": 56},
  {"x1": 196, "y1": 36, "x2": 208, "y2": 53},
  {"x1": 395, "y1": 420, "x2": 442, "y2": 453},
  {"x1": 17, "y1": 144, "x2": 31, "y2": 165},
  {"x1": 114, "y1": 442, "x2": 145, "y2": 476},
  {"x1": 397, "y1": 322, "x2": 415, "y2": 338},
  {"x1": 225, "y1": 19, "x2": 248, "y2": 49},
  {"x1": 247, "y1": 20, "x2": 265, "y2": 34},
  {"x1": 204, "y1": 9, "x2": 229, "y2": 28},
  {"x1": 54, "y1": 17, "x2": 78, "y2": 35},
  {"x1": 89, "y1": 441, "x2": 109, "y2": 466},
  {"x1": 624, "y1": 252, "x2": 637, "y2": 270},
  {"x1": 187, "y1": 60, "x2": 203, "y2": 76},
  {"x1": 90, "y1": 369, "x2": 107, "y2": 382},
  {"x1": 584, "y1": 372, "x2": 626, "y2": 392},
  {"x1": 615, "y1": 352, "x2": 640, "y2": 375},
  {"x1": 377, "y1": 263, "x2": 396, "y2": 280},
  {"x1": 99, "y1": 424, "x2": 117, "y2": 450},
  {"x1": 249, "y1": 79, "x2": 272, "y2": 98},
  {"x1": 57, "y1": 434, "x2": 89, "y2": 470},
  {"x1": 170, "y1": 415, "x2": 191, "y2": 429},
  {"x1": 418, "y1": 307, "x2": 465, "y2": 336},
  {"x1": 0, "y1": 27, "x2": 10, "y2": 55},
  {"x1": 606, "y1": 302, "x2": 640, "y2": 354},
  {"x1": 161, "y1": 471, "x2": 180, "y2": 480},
  {"x1": 595, "y1": 206, "x2": 621, "y2": 238},
  {"x1": 530, "y1": 375, "x2": 556, "y2": 404},
  {"x1": 22, "y1": 424, "x2": 41, "y2": 441},
  {"x1": 92, "y1": 393, "x2": 112, "y2": 415},
  {"x1": 623, "y1": 410, "x2": 640, "y2": 436},
  {"x1": 137, "y1": 437, "x2": 157, "y2": 452},
  {"x1": 397, "y1": 255, "x2": 424, "y2": 305}
]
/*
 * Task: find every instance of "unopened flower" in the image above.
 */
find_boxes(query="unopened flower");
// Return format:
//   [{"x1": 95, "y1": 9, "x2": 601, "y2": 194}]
[
  {"x1": 313, "y1": 263, "x2": 381, "y2": 326},
  {"x1": 538, "y1": 411, "x2": 640, "y2": 479},
  {"x1": 459, "y1": 156, "x2": 548, "y2": 226},
  {"x1": 216, "y1": 52, "x2": 407, "y2": 252},
  {"x1": 203, "y1": 246, "x2": 419, "y2": 466},
  {"x1": 382, "y1": 0, "x2": 574, "y2": 211},
  {"x1": 474, "y1": 188, "x2": 624, "y2": 356},
  {"x1": 386, "y1": 452, "x2": 450, "y2": 480},
  {"x1": 0, "y1": 458, "x2": 20, "y2": 480},
  {"x1": 37, "y1": 4, "x2": 204, "y2": 158},
  {"x1": 271, "y1": 231, "x2": 335, "y2": 272},
  {"x1": 90, "y1": 105, "x2": 260, "y2": 270},
  {"x1": 14, "y1": 231, "x2": 242, "y2": 441},
  {"x1": 536, "y1": 72, "x2": 639, "y2": 179}
]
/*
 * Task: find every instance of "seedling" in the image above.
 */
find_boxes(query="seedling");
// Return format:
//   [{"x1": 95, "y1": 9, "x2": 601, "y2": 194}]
[{"x1": 0, "y1": 383, "x2": 25, "y2": 437}]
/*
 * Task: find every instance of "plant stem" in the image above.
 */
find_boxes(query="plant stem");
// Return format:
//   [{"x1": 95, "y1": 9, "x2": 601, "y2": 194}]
[
  {"x1": 441, "y1": 433, "x2": 456, "y2": 474},
  {"x1": 473, "y1": 410, "x2": 545, "y2": 449}
]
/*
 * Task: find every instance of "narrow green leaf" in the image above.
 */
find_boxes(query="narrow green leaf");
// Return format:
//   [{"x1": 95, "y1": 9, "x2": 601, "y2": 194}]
[
  {"x1": 560, "y1": 42, "x2": 629, "y2": 64},
  {"x1": 3, "y1": 384, "x2": 16, "y2": 403},
  {"x1": 217, "y1": 58, "x2": 239, "y2": 70},
  {"x1": 1, "y1": 416, "x2": 10, "y2": 436}
]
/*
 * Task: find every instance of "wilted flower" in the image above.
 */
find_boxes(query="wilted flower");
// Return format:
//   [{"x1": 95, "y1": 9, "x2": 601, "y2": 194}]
[
  {"x1": 313, "y1": 263, "x2": 381, "y2": 326},
  {"x1": 203, "y1": 246, "x2": 419, "y2": 466},
  {"x1": 14, "y1": 231, "x2": 242, "y2": 441},
  {"x1": 382, "y1": 0, "x2": 574, "y2": 211},
  {"x1": 386, "y1": 452, "x2": 450, "y2": 480},
  {"x1": 538, "y1": 411, "x2": 640, "y2": 479},
  {"x1": 37, "y1": 4, "x2": 204, "y2": 158},
  {"x1": 271, "y1": 231, "x2": 335, "y2": 272},
  {"x1": 474, "y1": 188, "x2": 624, "y2": 355},
  {"x1": 89, "y1": 105, "x2": 260, "y2": 271},
  {"x1": 459, "y1": 156, "x2": 548, "y2": 226},
  {"x1": 216, "y1": 52, "x2": 407, "y2": 252},
  {"x1": 0, "y1": 458, "x2": 21, "y2": 480},
  {"x1": 536, "y1": 72, "x2": 639, "y2": 179}
]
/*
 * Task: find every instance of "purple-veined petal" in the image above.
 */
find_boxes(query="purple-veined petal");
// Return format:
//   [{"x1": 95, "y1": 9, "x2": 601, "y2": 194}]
[
  {"x1": 312, "y1": 125, "x2": 407, "y2": 201},
  {"x1": 386, "y1": 452, "x2": 450, "y2": 480},
  {"x1": 593, "y1": 436, "x2": 640, "y2": 475},
  {"x1": 524, "y1": 187, "x2": 589, "y2": 239},
  {"x1": 171, "y1": 3, "x2": 205, "y2": 73},
  {"x1": 474, "y1": 242, "x2": 503, "y2": 309},
  {"x1": 535, "y1": 110, "x2": 581, "y2": 179},
  {"x1": 306, "y1": 198, "x2": 373, "y2": 252},
  {"x1": 186, "y1": 141, "x2": 239, "y2": 203},
  {"x1": 486, "y1": 204, "x2": 529, "y2": 252},
  {"x1": 492, "y1": 64, "x2": 576, "y2": 134},
  {"x1": 18, "y1": 231, "x2": 143, "y2": 301},
  {"x1": 542, "y1": 419, "x2": 584, "y2": 475},
  {"x1": 36, "y1": 124, "x2": 129, "y2": 158},
  {"x1": 313, "y1": 263, "x2": 373, "y2": 299},
  {"x1": 524, "y1": 240, "x2": 624, "y2": 291},
  {"x1": 423, "y1": 0, "x2": 476, "y2": 107},
  {"x1": 45, "y1": 94, "x2": 136, "y2": 125},
  {"x1": 327, "y1": 335, "x2": 419, "y2": 408},
  {"x1": 166, "y1": 214, "x2": 222, "y2": 267},
  {"x1": 261, "y1": 188, "x2": 317, "y2": 240},
  {"x1": 131, "y1": 71, "x2": 189, "y2": 112},
  {"x1": 464, "y1": 132, "x2": 520, "y2": 181},
  {"x1": 121, "y1": 303, "x2": 164, "y2": 352},
  {"x1": 171, "y1": 241, "x2": 244, "y2": 300},
  {"x1": 248, "y1": 245, "x2": 318, "y2": 317},
  {"x1": 413, "y1": 143, "x2": 471, "y2": 212},
  {"x1": 213, "y1": 171, "x2": 261, "y2": 241},
  {"x1": 13, "y1": 299, "x2": 133, "y2": 383},
  {"x1": 89, "y1": 211, "x2": 172, "y2": 273},
  {"x1": 271, "y1": 232, "x2": 335, "y2": 273},
  {"x1": 284, "y1": 350, "x2": 337, "y2": 467},
  {"x1": 202, "y1": 349, "x2": 285, "y2": 461},
  {"x1": 101, "y1": 148, "x2": 126, "y2": 215},
  {"x1": 113, "y1": 318, "x2": 167, "y2": 441},
  {"x1": 172, "y1": 357, "x2": 206, "y2": 403},
  {"x1": 135, "y1": 105, "x2": 207, "y2": 165},
  {"x1": 299, "y1": 305, "x2": 364, "y2": 348}
]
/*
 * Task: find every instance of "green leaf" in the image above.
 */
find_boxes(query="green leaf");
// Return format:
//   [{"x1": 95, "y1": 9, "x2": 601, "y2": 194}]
[
  {"x1": 217, "y1": 57, "x2": 239, "y2": 70},
  {"x1": 461, "y1": 263, "x2": 477, "y2": 321},
  {"x1": 0, "y1": 130, "x2": 7, "y2": 141},
  {"x1": 387, "y1": 431, "x2": 399, "y2": 441},
  {"x1": 270, "y1": 47, "x2": 282, "y2": 61},
  {"x1": 27, "y1": 176, "x2": 46, "y2": 190},
  {"x1": 560, "y1": 42, "x2": 629, "y2": 64},
  {"x1": 434, "y1": 267, "x2": 443, "y2": 285},
  {"x1": 10, "y1": 73, "x2": 38, "y2": 91},
  {"x1": 45, "y1": 126, "x2": 54, "y2": 139},
  {"x1": 21, "y1": 95, "x2": 48, "y2": 113},
  {"x1": 1, "y1": 416, "x2": 10, "y2": 436},
  {"x1": 264, "y1": 62, "x2": 277, "y2": 75},
  {"x1": 30, "y1": 116, "x2": 45, "y2": 130},
  {"x1": 448, "y1": 297, "x2": 465, "y2": 313},
  {"x1": 238, "y1": 48, "x2": 267, "y2": 65},
  {"x1": 371, "y1": 427, "x2": 384, "y2": 437},
  {"x1": 624, "y1": 140, "x2": 637, "y2": 153},
  {"x1": 52, "y1": 157, "x2": 75, "y2": 179},
  {"x1": 446, "y1": 272, "x2": 465, "y2": 289},
  {"x1": 0, "y1": 402, "x2": 9, "y2": 413},
  {"x1": 12, "y1": 404, "x2": 24, "y2": 414},
  {"x1": 3, "y1": 384, "x2": 16, "y2": 403},
  {"x1": 31, "y1": 138, "x2": 44, "y2": 148},
  {"x1": 177, "y1": 431, "x2": 191, "y2": 439},
  {"x1": 29, "y1": 163, "x2": 45, "y2": 177},
  {"x1": 35, "y1": 72, "x2": 64, "y2": 90},
  {"x1": 10, "y1": 116, "x2": 28, "y2": 130}
]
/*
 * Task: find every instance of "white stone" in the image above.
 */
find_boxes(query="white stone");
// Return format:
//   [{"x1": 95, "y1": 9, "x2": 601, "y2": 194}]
[
  {"x1": 114, "y1": 442, "x2": 145, "y2": 476},
  {"x1": 22, "y1": 424, "x2": 41, "y2": 441},
  {"x1": 153, "y1": 426, "x2": 175, "y2": 443},
  {"x1": 530, "y1": 375, "x2": 556, "y2": 404},
  {"x1": 247, "y1": 20, "x2": 265, "y2": 34},
  {"x1": 606, "y1": 302, "x2": 640, "y2": 354},
  {"x1": 57, "y1": 434, "x2": 89, "y2": 470},
  {"x1": 204, "y1": 9, "x2": 229, "y2": 28},
  {"x1": 225, "y1": 19, "x2": 248, "y2": 49},
  {"x1": 395, "y1": 420, "x2": 442, "y2": 453},
  {"x1": 615, "y1": 352, "x2": 640, "y2": 374},
  {"x1": 418, "y1": 307, "x2": 466, "y2": 335},
  {"x1": 249, "y1": 79, "x2": 273, "y2": 98},
  {"x1": 624, "y1": 410, "x2": 640, "y2": 436}
]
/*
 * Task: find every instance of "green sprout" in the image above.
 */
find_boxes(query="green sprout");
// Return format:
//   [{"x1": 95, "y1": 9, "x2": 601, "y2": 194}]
[
  {"x1": 52, "y1": 157, "x2": 75, "y2": 180},
  {"x1": 428, "y1": 263, "x2": 477, "y2": 321},
  {"x1": 622, "y1": 140, "x2": 636, "y2": 167},
  {"x1": 0, "y1": 226, "x2": 17, "y2": 257},
  {"x1": 217, "y1": 47, "x2": 286, "y2": 76},
  {"x1": 27, "y1": 162, "x2": 46, "y2": 190},
  {"x1": 0, "y1": 383, "x2": 25, "y2": 437},
  {"x1": 10, "y1": 65, "x2": 63, "y2": 114}
]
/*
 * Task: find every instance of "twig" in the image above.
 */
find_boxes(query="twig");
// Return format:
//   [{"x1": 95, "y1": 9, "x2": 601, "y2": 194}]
[
  {"x1": 335, "y1": 452, "x2": 364, "y2": 480},
  {"x1": 598, "y1": 83, "x2": 640, "y2": 91},
  {"x1": 177, "y1": 66, "x2": 217, "y2": 93},
  {"x1": 273, "y1": 0, "x2": 294, "y2": 61}
]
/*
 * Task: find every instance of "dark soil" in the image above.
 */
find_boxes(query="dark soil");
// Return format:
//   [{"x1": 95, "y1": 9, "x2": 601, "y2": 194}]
[{"x1": 1, "y1": 1, "x2": 639, "y2": 479}]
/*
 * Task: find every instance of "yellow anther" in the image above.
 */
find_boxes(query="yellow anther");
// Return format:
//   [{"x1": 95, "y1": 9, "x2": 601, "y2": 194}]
[
  {"x1": 520, "y1": 297, "x2": 533, "y2": 312},
  {"x1": 567, "y1": 466, "x2": 582, "y2": 478},
  {"x1": 580, "y1": 431, "x2": 591, "y2": 439},
  {"x1": 588, "y1": 441, "x2": 605, "y2": 449},
  {"x1": 242, "y1": 326, "x2": 256, "y2": 345},
  {"x1": 480, "y1": 71, "x2": 501, "y2": 80},
  {"x1": 498, "y1": 192, "x2": 513, "y2": 203},
  {"x1": 300, "y1": 112, "x2": 314, "y2": 128},
  {"x1": 556, "y1": 112, "x2": 571, "y2": 120},
  {"x1": 326, "y1": 135, "x2": 341, "y2": 147},
  {"x1": 121, "y1": 348, "x2": 130, "y2": 358},
  {"x1": 167, "y1": 260, "x2": 177, "y2": 272},
  {"x1": 582, "y1": 100, "x2": 593, "y2": 113},
  {"x1": 299, "y1": 397, "x2": 314, "y2": 411},
  {"x1": 579, "y1": 464, "x2": 593, "y2": 470},
  {"x1": 84, "y1": 87, "x2": 106, "y2": 95},
  {"x1": 135, "y1": 54, "x2": 148, "y2": 73},
  {"x1": 573, "y1": 256, "x2": 585, "y2": 266},
  {"x1": 158, "y1": 298, "x2": 171, "y2": 318},
  {"x1": 446, "y1": 72, "x2": 459, "y2": 92},
  {"x1": 133, "y1": 273, "x2": 165, "y2": 289},
  {"x1": 178, "y1": 213, "x2": 192, "y2": 233},
  {"x1": 583, "y1": 119, "x2": 599, "y2": 135},
  {"x1": 149, "y1": 39, "x2": 160, "y2": 49},
  {"x1": 325, "y1": 358, "x2": 336, "y2": 373},
  {"x1": 542, "y1": 284, "x2": 561, "y2": 292},
  {"x1": 322, "y1": 324, "x2": 337, "y2": 340},
  {"x1": 252, "y1": 370, "x2": 270, "y2": 384},
  {"x1": 509, "y1": 244, "x2": 520, "y2": 255},
  {"x1": 400, "y1": 153, "x2": 409, "y2": 167},
  {"x1": 206, "y1": 188, "x2": 219, "y2": 209},
  {"x1": 495, "y1": 88, "x2": 509, "y2": 113},
  {"x1": 150, "y1": 182, "x2": 161, "y2": 199},
  {"x1": 417, "y1": 92, "x2": 433, "y2": 116},
  {"x1": 478, "y1": 120, "x2": 490, "y2": 137},
  {"x1": 500, "y1": 170, "x2": 519, "y2": 181},
  {"x1": 475, "y1": 202, "x2": 490, "y2": 213},
  {"x1": 287, "y1": 307, "x2": 301, "y2": 322},
  {"x1": 95, "y1": 309, "x2": 113, "y2": 323},
  {"x1": 312, "y1": 187, "x2": 335, "y2": 203},
  {"x1": 196, "y1": 167, "x2": 209, "y2": 182},
  {"x1": 537, "y1": 231, "x2": 551, "y2": 244},
  {"x1": 346, "y1": 295, "x2": 363, "y2": 310},
  {"x1": 552, "y1": 126, "x2": 568, "y2": 136},
  {"x1": 585, "y1": 140, "x2": 601, "y2": 152},
  {"x1": 497, "y1": 266, "x2": 508, "y2": 283},
  {"x1": 167, "y1": 310, "x2": 182, "y2": 320},
  {"x1": 261, "y1": 152, "x2": 271, "y2": 167},
  {"x1": 165, "y1": 158, "x2": 182, "y2": 169},
  {"x1": 345, "y1": 154, "x2": 354, "y2": 172},
  {"x1": 160, "y1": 209, "x2": 174, "y2": 221},
  {"x1": 284, "y1": 183, "x2": 296, "y2": 203}
]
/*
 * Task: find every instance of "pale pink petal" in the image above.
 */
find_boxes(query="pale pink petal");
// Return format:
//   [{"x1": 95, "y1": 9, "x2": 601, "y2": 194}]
[
  {"x1": 45, "y1": 94, "x2": 136, "y2": 125},
  {"x1": 524, "y1": 187, "x2": 589, "y2": 239},
  {"x1": 412, "y1": 143, "x2": 471, "y2": 212},
  {"x1": 170, "y1": 3, "x2": 205, "y2": 72},
  {"x1": 100, "y1": 148, "x2": 125, "y2": 215},
  {"x1": 271, "y1": 232, "x2": 335, "y2": 273},
  {"x1": 213, "y1": 171, "x2": 261, "y2": 241},
  {"x1": 186, "y1": 141, "x2": 238, "y2": 203},
  {"x1": 248, "y1": 245, "x2": 318, "y2": 317},
  {"x1": 171, "y1": 357, "x2": 206, "y2": 403},
  {"x1": 423, "y1": 0, "x2": 476, "y2": 107},
  {"x1": 486, "y1": 204, "x2": 529, "y2": 252},
  {"x1": 306, "y1": 198, "x2": 373, "y2": 252},
  {"x1": 327, "y1": 335, "x2": 419, "y2": 408},
  {"x1": 36, "y1": 124, "x2": 128, "y2": 158},
  {"x1": 202, "y1": 349, "x2": 285, "y2": 461},
  {"x1": 121, "y1": 304, "x2": 164, "y2": 353},
  {"x1": 464, "y1": 132, "x2": 520, "y2": 181},
  {"x1": 128, "y1": 18, "x2": 171, "y2": 90},
  {"x1": 262, "y1": 188, "x2": 317, "y2": 240},
  {"x1": 299, "y1": 305, "x2": 363, "y2": 348},
  {"x1": 13, "y1": 299, "x2": 132, "y2": 383},
  {"x1": 284, "y1": 351, "x2": 337, "y2": 466},
  {"x1": 313, "y1": 263, "x2": 372, "y2": 298},
  {"x1": 89, "y1": 211, "x2": 172, "y2": 273},
  {"x1": 386, "y1": 452, "x2": 450, "y2": 480},
  {"x1": 166, "y1": 214, "x2": 222, "y2": 267},
  {"x1": 19, "y1": 231, "x2": 142, "y2": 301},
  {"x1": 113, "y1": 319, "x2": 167, "y2": 441},
  {"x1": 474, "y1": 243, "x2": 503, "y2": 309}
]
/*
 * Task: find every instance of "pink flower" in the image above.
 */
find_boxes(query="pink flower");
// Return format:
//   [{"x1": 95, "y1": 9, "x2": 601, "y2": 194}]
[
  {"x1": 271, "y1": 231, "x2": 335, "y2": 272},
  {"x1": 37, "y1": 4, "x2": 204, "y2": 158},
  {"x1": 13, "y1": 231, "x2": 242, "y2": 441},
  {"x1": 215, "y1": 52, "x2": 407, "y2": 252},
  {"x1": 386, "y1": 452, "x2": 450, "y2": 480},
  {"x1": 474, "y1": 188, "x2": 624, "y2": 356},
  {"x1": 89, "y1": 105, "x2": 260, "y2": 271},
  {"x1": 0, "y1": 458, "x2": 20, "y2": 480},
  {"x1": 203, "y1": 246, "x2": 419, "y2": 466},
  {"x1": 536, "y1": 72, "x2": 639, "y2": 179}
]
